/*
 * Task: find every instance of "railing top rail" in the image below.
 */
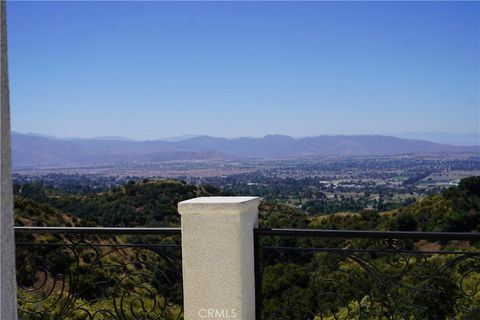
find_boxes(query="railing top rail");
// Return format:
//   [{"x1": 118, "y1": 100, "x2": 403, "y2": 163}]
[
  {"x1": 14, "y1": 226, "x2": 181, "y2": 235},
  {"x1": 254, "y1": 228, "x2": 480, "y2": 241},
  {"x1": 15, "y1": 227, "x2": 480, "y2": 240}
]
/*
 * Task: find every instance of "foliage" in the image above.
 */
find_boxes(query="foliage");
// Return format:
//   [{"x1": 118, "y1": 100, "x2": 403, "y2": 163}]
[
  {"x1": 388, "y1": 176, "x2": 480, "y2": 232},
  {"x1": 14, "y1": 179, "x2": 229, "y2": 227},
  {"x1": 13, "y1": 175, "x2": 480, "y2": 319}
]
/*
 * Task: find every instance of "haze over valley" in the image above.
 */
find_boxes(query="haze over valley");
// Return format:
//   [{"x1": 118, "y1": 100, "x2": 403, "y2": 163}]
[{"x1": 12, "y1": 132, "x2": 479, "y2": 170}]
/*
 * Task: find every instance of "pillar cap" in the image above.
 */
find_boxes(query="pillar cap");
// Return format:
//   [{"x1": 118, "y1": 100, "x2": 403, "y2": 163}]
[{"x1": 178, "y1": 196, "x2": 260, "y2": 215}]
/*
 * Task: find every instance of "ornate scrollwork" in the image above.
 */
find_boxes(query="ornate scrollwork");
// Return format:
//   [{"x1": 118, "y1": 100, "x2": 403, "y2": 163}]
[
  {"x1": 375, "y1": 238, "x2": 406, "y2": 251},
  {"x1": 16, "y1": 233, "x2": 183, "y2": 320},
  {"x1": 259, "y1": 238, "x2": 480, "y2": 320}
]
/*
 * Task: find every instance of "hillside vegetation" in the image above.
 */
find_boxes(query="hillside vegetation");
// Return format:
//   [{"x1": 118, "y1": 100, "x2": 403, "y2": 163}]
[
  {"x1": 13, "y1": 176, "x2": 480, "y2": 233},
  {"x1": 309, "y1": 176, "x2": 480, "y2": 233},
  {"x1": 13, "y1": 176, "x2": 480, "y2": 319},
  {"x1": 14, "y1": 179, "x2": 230, "y2": 227}
]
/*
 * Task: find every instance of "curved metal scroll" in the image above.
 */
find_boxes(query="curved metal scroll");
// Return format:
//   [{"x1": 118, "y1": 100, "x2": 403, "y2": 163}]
[
  {"x1": 16, "y1": 233, "x2": 183, "y2": 320},
  {"x1": 259, "y1": 238, "x2": 480, "y2": 320}
]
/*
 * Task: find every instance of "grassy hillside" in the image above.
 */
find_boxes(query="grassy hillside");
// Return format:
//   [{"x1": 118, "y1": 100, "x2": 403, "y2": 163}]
[{"x1": 14, "y1": 196, "x2": 80, "y2": 227}]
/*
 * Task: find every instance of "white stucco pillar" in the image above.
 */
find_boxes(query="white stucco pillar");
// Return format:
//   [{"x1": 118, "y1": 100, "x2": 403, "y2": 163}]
[
  {"x1": 178, "y1": 197, "x2": 260, "y2": 320},
  {"x1": 0, "y1": 1, "x2": 18, "y2": 318}
]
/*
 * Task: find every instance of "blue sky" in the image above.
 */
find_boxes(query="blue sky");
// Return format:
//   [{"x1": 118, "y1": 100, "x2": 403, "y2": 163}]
[{"x1": 7, "y1": 1, "x2": 480, "y2": 140}]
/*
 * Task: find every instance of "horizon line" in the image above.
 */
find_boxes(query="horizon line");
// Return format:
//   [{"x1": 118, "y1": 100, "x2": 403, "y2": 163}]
[{"x1": 11, "y1": 130, "x2": 480, "y2": 142}]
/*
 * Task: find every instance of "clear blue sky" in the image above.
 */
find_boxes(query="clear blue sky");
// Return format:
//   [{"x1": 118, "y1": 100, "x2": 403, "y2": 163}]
[{"x1": 7, "y1": 1, "x2": 480, "y2": 140}]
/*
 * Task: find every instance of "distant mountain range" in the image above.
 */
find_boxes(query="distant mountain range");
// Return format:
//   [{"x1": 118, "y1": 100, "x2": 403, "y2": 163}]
[
  {"x1": 394, "y1": 132, "x2": 479, "y2": 146},
  {"x1": 12, "y1": 132, "x2": 480, "y2": 169}
]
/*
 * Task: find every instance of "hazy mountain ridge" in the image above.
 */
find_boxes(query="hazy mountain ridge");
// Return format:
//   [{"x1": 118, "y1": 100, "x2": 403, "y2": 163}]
[
  {"x1": 395, "y1": 132, "x2": 479, "y2": 146},
  {"x1": 12, "y1": 132, "x2": 479, "y2": 168}
]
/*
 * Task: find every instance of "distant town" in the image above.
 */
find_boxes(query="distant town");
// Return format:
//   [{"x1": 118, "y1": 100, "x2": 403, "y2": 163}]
[{"x1": 13, "y1": 153, "x2": 480, "y2": 215}]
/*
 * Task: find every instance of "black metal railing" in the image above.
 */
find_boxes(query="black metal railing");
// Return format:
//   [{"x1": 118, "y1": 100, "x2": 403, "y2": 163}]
[
  {"x1": 254, "y1": 228, "x2": 480, "y2": 320},
  {"x1": 17, "y1": 226, "x2": 480, "y2": 319},
  {"x1": 15, "y1": 227, "x2": 183, "y2": 320}
]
